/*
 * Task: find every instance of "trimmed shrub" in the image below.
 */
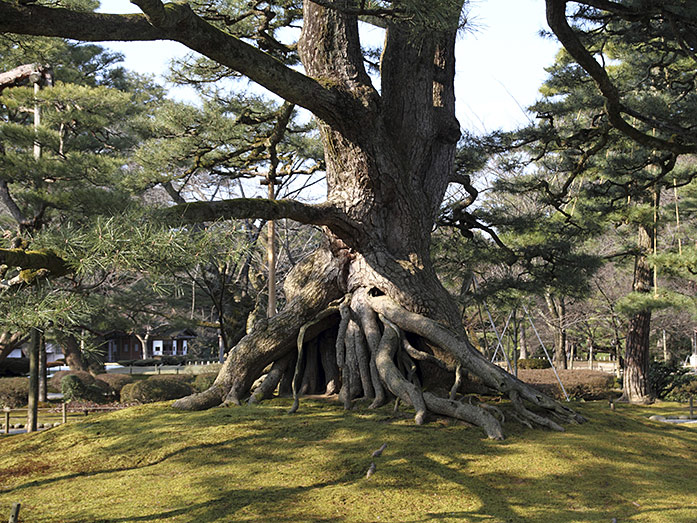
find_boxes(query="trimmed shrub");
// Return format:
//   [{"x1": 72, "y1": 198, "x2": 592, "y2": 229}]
[
  {"x1": 61, "y1": 374, "x2": 111, "y2": 403},
  {"x1": 517, "y1": 358, "x2": 551, "y2": 370},
  {"x1": 158, "y1": 355, "x2": 187, "y2": 365},
  {"x1": 96, "y1": 373, "x2": 134, "y2": 394},
  {"x1": 518, "y1": 369, "x2": 615, "y2": 400},
  {"x1": 648, "y1": 361, "x2": 693, "y2": 399},
  {"x1": 0, "y1": 377, "x2": 28, "y2": 408},
  {"x1": 665, "y1": 377, "x2": 697, "y2": 402},
  {"x1": 49, "y1": 370, "x2": 96, "y2": 393},
  {"x1": 0, "y1": 358, "x2": 29, "y2": 377},
  {"x1": 193, "y1": 373, "x2": 218, "y2": 392},
  {"x1": 120, "y1": 376, "x2": 194, "y2": 404}
]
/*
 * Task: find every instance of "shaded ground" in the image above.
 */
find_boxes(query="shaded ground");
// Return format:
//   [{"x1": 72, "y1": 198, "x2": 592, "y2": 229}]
[{"x1": 0, "y1": 398, "x2": 696, "y2": 522}]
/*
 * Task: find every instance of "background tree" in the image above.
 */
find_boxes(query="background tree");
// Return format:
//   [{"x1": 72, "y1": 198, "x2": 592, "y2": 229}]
[{"x1": 0, "y1": 29, "x2": 163, "y2": 371}]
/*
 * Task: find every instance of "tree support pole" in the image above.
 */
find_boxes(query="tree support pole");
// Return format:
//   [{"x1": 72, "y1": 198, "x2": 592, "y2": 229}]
[{"x1": 522, "y1": 304, "x2": 569, "y2": 401}]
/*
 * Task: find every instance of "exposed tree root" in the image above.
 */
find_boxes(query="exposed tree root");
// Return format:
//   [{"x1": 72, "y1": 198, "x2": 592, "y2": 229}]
[
  {"x1": 174, "y1": 249, "x2": 586, "y2": 439},
  {"x1": 375, "y1": 316, "x2": 427, "y2": 425},
  {"x1": 248, "y1": 354, "x2": 293, "y2": 405},
  {"x1": 367, "y1": 294, "x2": 587, "y2": 429}
]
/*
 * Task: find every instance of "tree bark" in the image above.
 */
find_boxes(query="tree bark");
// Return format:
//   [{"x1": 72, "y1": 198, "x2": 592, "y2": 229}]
[
  {"x1": 56, "y1": 333, "x2": 89, "y2": 371},
  {"x1": 0, "y1": 331, "x2": 27, "y2": 365},
  {"x1": 620, "y1": 222, "x2": 654, "y2": 403},
  {"x1": 26, "y1": 328, "x2": 39, "y2": 433}
]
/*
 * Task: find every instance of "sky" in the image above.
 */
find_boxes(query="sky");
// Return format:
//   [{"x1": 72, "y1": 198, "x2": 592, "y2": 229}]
[{"x1": 97, "y1": 0, "x2": 560, "y2": 134}]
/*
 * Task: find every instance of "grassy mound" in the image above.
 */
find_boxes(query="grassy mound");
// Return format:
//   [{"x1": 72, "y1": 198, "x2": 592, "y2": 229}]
[{"x1": 0, "y1": 398, "x2": 695, "y2": 522}]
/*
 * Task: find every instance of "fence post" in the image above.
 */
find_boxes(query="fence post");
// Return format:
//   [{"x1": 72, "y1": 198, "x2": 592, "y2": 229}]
[
  {"x1": 8, "y1": 502, "x2": 20, "y2": 523},
  {"x1": 62, "y1": 402, "x2": 67, "y2": 424},
  {"x1": 4, "y1": 408, "x2": 9, "y2": 434}
]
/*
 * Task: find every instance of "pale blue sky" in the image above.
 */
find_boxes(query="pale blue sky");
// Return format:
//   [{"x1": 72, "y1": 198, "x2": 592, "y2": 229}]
[{"x1": 98, "y1": 0, "x2": 559, "y2": 133}]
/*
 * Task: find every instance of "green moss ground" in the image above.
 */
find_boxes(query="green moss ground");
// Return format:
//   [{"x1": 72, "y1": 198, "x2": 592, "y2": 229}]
[{"x1": 0, "y1": 398, "x2": 696, "y2": 522}]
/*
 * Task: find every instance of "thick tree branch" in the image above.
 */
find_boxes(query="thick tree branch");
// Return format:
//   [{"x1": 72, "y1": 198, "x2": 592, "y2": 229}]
[
  {"x1": 0, "y1": 63, "x2": 51, "y2": 91},
  {"x1": 0, "y1": 248, "x2": 70, "y2": 278},
  {"x1": 0, "y1": 2, "x2": 343, "y2": 125},
  {"x1": 158, "y1": 198, "x2": 359, "y2": 239},
  {"x1": 546, "y1": 0, "x2": 697, "y2": 154}
]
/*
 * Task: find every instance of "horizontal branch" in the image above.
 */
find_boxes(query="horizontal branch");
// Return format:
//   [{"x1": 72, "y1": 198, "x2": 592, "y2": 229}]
[
  {"x1": 0, "y1": 63, "x2": 48, "y2": 90},
  {"x1": 0, "y1": 2, "x2": 342, "y2": 125},
  {"x1": 0, "y1": 248, "x2": 70, "y2": 279},
  {"x1": 158, "y1": 197, "x2": 360, "y2": 238}
]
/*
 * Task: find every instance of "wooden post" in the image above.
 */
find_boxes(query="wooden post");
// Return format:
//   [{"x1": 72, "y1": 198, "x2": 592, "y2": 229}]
[
  {"x1": 4, "y1": 409, "x2": 9, "y2": 434},
  {"x1": 62, "y1": 402, "x2": 67, "y2": 424},
  {"x1": 8, "y1": 502, "x2": 20, "y2": 523}
]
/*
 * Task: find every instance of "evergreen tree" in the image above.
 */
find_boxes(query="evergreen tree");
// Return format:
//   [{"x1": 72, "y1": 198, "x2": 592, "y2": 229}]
[{"x1": 0, "y1": 34, "x2": 163, "y2": 370}]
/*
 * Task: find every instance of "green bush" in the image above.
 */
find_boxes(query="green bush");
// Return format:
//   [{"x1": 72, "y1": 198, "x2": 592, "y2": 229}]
[
  {"x1": 648, "y1": 361, "x2": 693, "y2": 399},
  {"x1": 133, "y1": 358, "x2": 160, "y2": 367},
  {"x1": 0, "y1": 377, "x2": 28, "y2": 408},
  {"x1": 0, "y1": 358, "x2": 29, "y2": 377},
  {"x1": 120, "y1": 376, "x2": 194, "y2": 404},
  {"x1": 61, "y1": 374, "x2": 111, "y2": 403},
  {"x1": 193, "y1": 373, "x2": 218, "y2": 392},
  {"x1": 665, "y1": 377, "x2": 697, "y2": 402},
  {"x1": 96, "y1": 373, "x2": 134, "y2": 394},
  {"x1": 49, "y1": 370, "x2": 95, "y2": 393},
  {"x1": 517, "y1": 358, "x2": 551, "y2": 370},
  {"x1": 158, "y1": 355, "x2": 187, "y2": 365}
]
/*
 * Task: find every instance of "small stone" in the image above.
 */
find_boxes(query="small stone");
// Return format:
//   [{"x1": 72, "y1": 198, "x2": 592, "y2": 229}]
[
  {"x1": 678, "y1": 415, "x2": 689, "y2": 420},
  {"x1": 53, "y1": 422, "x2": 61, "y2": 427},
  {"x1": 648, "y1": 415, "x2": 665, "y2": 421}
]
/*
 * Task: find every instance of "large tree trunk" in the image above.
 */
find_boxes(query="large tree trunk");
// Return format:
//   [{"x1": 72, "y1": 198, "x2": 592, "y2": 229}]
[
  {"x1": 620, "y1": 223, "x2": 653, "y2": 403},
  {"x1": 173, "y1": 1, "x2": 585, "y2": 438},
  {"x1": 56, "y1": 333, "x2": 89, "y2": 372},
  {"x1": 0, "y1": 331, "x2": 27, "y2": 365}
]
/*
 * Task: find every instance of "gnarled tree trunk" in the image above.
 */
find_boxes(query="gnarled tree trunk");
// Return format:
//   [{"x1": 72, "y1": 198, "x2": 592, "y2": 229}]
[
  {"x1": 172, "y1": 1, "x2": 585, "y2": 438},
  {"x1": 0, "y1": 0, "x2": 586, "y2": 438}
]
